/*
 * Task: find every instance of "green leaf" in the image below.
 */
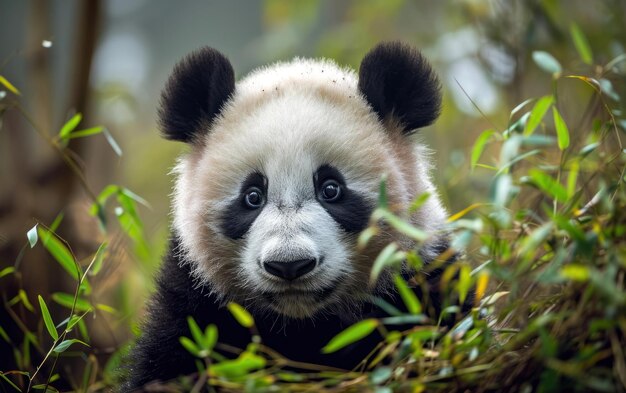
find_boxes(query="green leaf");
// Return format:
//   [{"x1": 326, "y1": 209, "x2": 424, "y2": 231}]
[
  {"x1": 59, "y1": 113, "x2": 82, "y2": 139},
  {"x1": 38, "y1": 227, "x2": 80, "y2": 281},
  {"x1": 0, "y1": 372, "x2": 22, "y2": 392},
  {"x1": 526, "y1": 169, "x2": 568, "y2": 203},
  {"x1": 210, "y1": 352, "x2": 266, "y2": 378},
  {"x1": 570, "y1": 23, "x2": 593, "y2": 65},
  {"x1": 0, "y1": 75, "x2": 20, "y2": 95},
  {"x1": 52, "y1": 292, "x2": 92, "y2": 312},
  {"x1": 53, "y1": 339, "x2": 88, "y2": 353},
  {"x1": 204, "y1": 324, "x2": 218, "y2": 352},
  {"x1": 524, "y1": 95, "x2": 554, "y2": 136},
  {"x1": 0, "y1": 266, "x2": 15, "y2": 279},
  {"x1": 66, "y1": 126, "x2": 103, "y2": 139},
  {"x1": 381, "y1": 315, "x2": 428, "y2": 325},
  {"x1": 187, "y1": 316, "x2": 206, "y2": 348},
  {"x1": 87, "y1": 243, "x2": 107, "y2": 277},
  {"x1": 27, "y1": 224, "x2": 38, "y2": 248},
  {"x1": 567, "y1": 159, "x2": 579, "y2": 198},
  {"x1": 560, "y1": 264, "x2": 590, "y2": 282},
  {"x1": 552, "y1": 107, "x2": 570, "y2": 150},
  {"x1": 179, "y1": 336, "x2": 200, "y2": 357},
  {"x1": 19, "y1": 289, "x2": 34, "y2": 312},
  {"x1": 370, "y1": 242, "x2": 401, "y2": 283},
  {"x1": 38, "y1": 295, "x2": 58, "y2": 341},
  {"x1": 375, "y1": 209, "x2": 427, "y2": 241},
  {"x1": 532, "y1": 51, "x2": 562, "y2": 76},
  {"x1": 227, "y1": 302, "x2": 254, "y2": 328},
  {"x1": 456, "y1": 264, "x2": 472, "y2": 304},
  {"x1": 357, "y1": 226, "x2": 378, "y2": 248},
  {"x1": 322, "y1": 319, "x2": 378, "y2": 353},
  {"x1": 394, "y1": 275, "x2": 421, "y2": 314},
  {"x1": 471, "y1": 129, "x2": 495, "y2": 170},
  {"x1": 408, "y1": 192, "x2": 431, "y2": 214}
]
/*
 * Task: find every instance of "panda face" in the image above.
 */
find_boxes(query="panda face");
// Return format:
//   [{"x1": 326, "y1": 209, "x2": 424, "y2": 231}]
[
  {"x1": 174, "y1": 84, "x2": 403, "y2": 318},
  {"x1": 165, "y1": 43, "x2": 445, "y2": 319}
]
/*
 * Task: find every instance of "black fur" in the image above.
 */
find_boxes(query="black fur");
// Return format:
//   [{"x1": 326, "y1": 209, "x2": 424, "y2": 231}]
[
  {"x1": 121, "y1": 236, "x2": 421, "y2": 390},
  {"x1": 221, "y1": 172, "x2": 267, "y2": 239},
  {"x1": 159, "y1": 47, "x2": 235, "y2": 143},
  {"x1": 358, "y1": 42, "x2": 442, "y2": 134},
  {"x1": 313, "y1": 165, "x2": 373, "y2": 233}
]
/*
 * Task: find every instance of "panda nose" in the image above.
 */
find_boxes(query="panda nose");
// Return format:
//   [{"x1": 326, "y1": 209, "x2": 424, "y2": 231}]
[{"x1": 263, "y1": 258, "x2": 316, "y2": 281}]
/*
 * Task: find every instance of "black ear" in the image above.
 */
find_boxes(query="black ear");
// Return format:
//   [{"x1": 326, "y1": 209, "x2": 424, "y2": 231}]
[
  {"x1": 358, "y1": 42, "x2": 442, "y2": 134},
  {"x1": 159, "y1": 47, "x2": 235, "y2": 143}
]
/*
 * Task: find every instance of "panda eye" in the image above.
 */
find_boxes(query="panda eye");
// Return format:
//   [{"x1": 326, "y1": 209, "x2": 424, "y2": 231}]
[
  {"x1": 320, "y1": 179, "x2": 342, "y2": 202},
  {"x1": 244, "y1": 187, "x2": 264, "y2": 209}
]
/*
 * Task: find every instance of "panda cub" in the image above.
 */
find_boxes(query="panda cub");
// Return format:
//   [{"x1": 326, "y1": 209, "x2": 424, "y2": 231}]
[{"x1": 125, "y1": 42, "x2": 452, "y2": 389}]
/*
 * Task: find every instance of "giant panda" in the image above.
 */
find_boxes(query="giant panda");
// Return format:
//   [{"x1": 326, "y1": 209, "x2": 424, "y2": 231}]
[{"x1": 123, "y1": 42, "x2": 456, "y2": 390}]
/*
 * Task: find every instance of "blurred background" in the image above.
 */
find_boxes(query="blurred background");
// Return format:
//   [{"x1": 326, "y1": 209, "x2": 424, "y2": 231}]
[{"x1": 1, "y1": 0, "x2": 625, "y2": 387}]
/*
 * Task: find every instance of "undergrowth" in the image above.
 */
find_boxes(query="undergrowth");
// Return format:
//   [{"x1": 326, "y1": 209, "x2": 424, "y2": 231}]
[{"x1": 1, "y1": 31, "x2": 625, "y2": 393}]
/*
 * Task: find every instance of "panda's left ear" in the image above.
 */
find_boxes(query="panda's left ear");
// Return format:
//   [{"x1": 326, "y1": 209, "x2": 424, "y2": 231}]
[
  {"x1": 358, "y1": 42, "x2": 442, "y2": 134},
  {"x1": 159, "y1": 47, "x2": 235, "y2": 143}
]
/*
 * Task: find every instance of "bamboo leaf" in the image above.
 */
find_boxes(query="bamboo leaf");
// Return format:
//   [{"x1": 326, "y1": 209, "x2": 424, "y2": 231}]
[
  {"x1": 570, "y1": 23, "x2": 593, "y2": 65},
  {"x1": 38, "y1": 227, "x2": 80, "y2": 281},
  {"x1": 322, "y1": 319, "x2": 378, "y2": 354},
  {"x1": 52, "y1": 292, "x2": 92, "y2": 312},
  {"x1": 227, "y1": 302, "x2": 254, "y2": 328},
  {"x1": 471, "y1": 129, "x2": 495, "y2": 170},
  {"x1": 53, "y1": 339, "x2": 88, "y2": 353},
  {"x1": 103, "y1": 128, "x2": 123, "y2": 156},
  {"x1": 27, "y1": 224, "x2": 38, "y2": 248},
  {"x1": 394, "y1": 275, "x2": 421, "y2": 314},
  {"x1": 66, "y1": 126, "x2": 103, "y2": 139},
  {"x1": 179, "y1": 336, "x2": 200, "y2": 357},
  {"x1": 0, "y1": 75, "x2": 20, "y2": 95},
  {"x1": 59, "y1": 113, "x2": 82, "y2": 139},
  {"x1": 552, "y1": 107, "x2": 570, "y2": 150},
  {"x1": 526, "y1": 169, "x2": 568, "y2": 203},
  {"x1": 532, "y1": 51, "x2": 562, "y2": 76},
  {"x1": 187, "y1": 316, "x2": 206, "y2": 348},
  {"x1": 38, "y1": 295, "x2": 58, "y2": 341},
  {"x1": 524, "y1": 95, "x2": 554, "y2": 136}
]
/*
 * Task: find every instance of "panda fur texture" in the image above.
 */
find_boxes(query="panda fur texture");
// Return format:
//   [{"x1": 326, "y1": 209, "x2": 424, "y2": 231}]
[{"x1": 123, "y1": 42, "x2": 456, "y2": 390}]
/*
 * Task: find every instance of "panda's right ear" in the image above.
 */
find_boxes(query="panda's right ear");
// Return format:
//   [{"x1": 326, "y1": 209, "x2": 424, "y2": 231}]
[{"x1": 158, "y1": 47, "x2": 235, "y2": 143}]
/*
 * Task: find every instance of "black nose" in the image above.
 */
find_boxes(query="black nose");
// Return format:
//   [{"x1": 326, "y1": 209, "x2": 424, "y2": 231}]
[{"x1": 263, "y1": 258, "x2": 316, "y2": 281}]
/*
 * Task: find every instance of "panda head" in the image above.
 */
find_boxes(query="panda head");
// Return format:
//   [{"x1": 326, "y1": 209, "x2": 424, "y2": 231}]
[{"x1": 163, "y1": 42, "x2": 446, "y2": 319}]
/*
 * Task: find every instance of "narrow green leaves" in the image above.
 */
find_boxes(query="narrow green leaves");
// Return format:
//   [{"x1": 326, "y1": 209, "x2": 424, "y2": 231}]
[
  {"x1": 524, "y1": 96, "x2": 554, "y2": 136},
  {"x1": 227, "y1": 303, "x2": 254, "y2": 328},
  {"x1": 552, "y1": 107, "x2": 570, "y2": 150},
  {"x1": 570, "y1": 23, "x2": 592, "y2": 65},
  {"x1": 394, "y1": 275, "x2": 421, "y2": 314},
  {"x1": 532, "y1": 51, "x2": 562, "y2": 77},
  {"x1": 38, "y1": 295, "x2": 58, "y2": 341},
  {"x1": 38, "y1": 227, "x2": 80, "y2": 281},
  {"x1": 322, "y1": 319, "x2": 378, "y2": 354}
]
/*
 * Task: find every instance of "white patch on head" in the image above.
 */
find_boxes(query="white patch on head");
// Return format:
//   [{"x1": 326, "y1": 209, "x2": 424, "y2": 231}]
[{"x1": 171, "y1": 57, "x2": 448, "y2": 318}]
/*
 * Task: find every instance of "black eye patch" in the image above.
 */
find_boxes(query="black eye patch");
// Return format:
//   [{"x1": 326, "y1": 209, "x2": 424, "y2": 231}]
[
  {"x1": 220, "y1": 172, "x2": 267, "y2": 239},
  {"x1": 313, "y1": 165, "x2": 372, "y2": 233}
]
